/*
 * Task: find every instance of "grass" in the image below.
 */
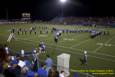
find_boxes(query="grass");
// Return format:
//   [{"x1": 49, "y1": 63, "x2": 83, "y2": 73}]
[{"x1": 0, "y1": 22, "x2": 115, "y2": 77}]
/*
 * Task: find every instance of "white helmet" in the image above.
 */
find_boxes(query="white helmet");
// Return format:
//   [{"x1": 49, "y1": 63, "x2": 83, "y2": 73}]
[
  {"x1": 84, "y1": 50, "x2": 87, "y2": 54},
  {"x1": 21, "y1": 49, "x2": 25, "y2": 55},
  {"x1": 33, "y1": 49, "x2": 36, "y2": 53}
]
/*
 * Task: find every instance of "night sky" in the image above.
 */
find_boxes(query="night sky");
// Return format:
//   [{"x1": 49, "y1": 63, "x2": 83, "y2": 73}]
[{"x1": 0, "y1": 0, "x2": 114, "y2": 20}]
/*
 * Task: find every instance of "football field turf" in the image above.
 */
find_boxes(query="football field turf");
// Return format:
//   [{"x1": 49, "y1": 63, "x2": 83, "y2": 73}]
[{"x1": 0, "y1": 23, "x2": 115, "y2": 77}]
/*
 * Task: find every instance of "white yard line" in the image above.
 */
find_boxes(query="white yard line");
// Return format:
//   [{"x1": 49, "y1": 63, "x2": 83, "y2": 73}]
[
  {"x1": 17, "y1": 38, "x2": 115, "y2": 58},
  {"x1": 48, "y1": 43, "x2": 83, "y2": 51},
  {"x1": 51, "y1": 43, "x2": 115, "y2": 58},
  {"x1": 48, "y1": 43, "x2": 115, "y2": 58},
  {"x1": 93, "y1": 35, "x2": 115, "y2": 52},
  {"x1": 70, "y1": 39, "x2": 90, "y2": 48},
  {"x1": 60, "y1": 33, "x2": 88, "y2": 43},
  {"x1": 47, "y1": 46, "x2": 115, "y2": 63},
  {"x1": 91, "y1": 52, "x2": 115, "y2": 58},
  {"x1": 70, "y1": 39, "x2": 115, "y2": 57},
  {"x1": 17, "y1": 38, "x2": 115, "y2": 62}
]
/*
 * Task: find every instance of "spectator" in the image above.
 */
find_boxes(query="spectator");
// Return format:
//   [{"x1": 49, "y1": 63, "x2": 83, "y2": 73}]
[
  {"x1": 4, "y1": 44, "x2": 10, "y2": 55},
  {"x1": 0, "y1": 45, "x2": 9, "y2": 70},
  {"x1": 48, "y1": 66, "x2": 59, "y2": 77},
  {"x1": 32, "y1": 58, "x2": 39, "y2": 72},
  {"x1": 9, "y1": 61, "x2": 21, "y2": 77},
  {"x1": 27, "y1": 69, "x2": 35, "y2": 77},
  {"x1": 37, "y1": 63, "x2": 47, "y2": 77},
  {"x1": 34, "y1": 73, "x2": 39, "y2": 77},
  {"x1": 21, "y1": 49, "x2": 25, "y2": 57},
  {"x1": 45, "y1": 55, "x2": 53, "y2": 68},
  {"x1": 3, "y1": 59, "x2": 20, "y2": 77},
  {"x1": 0, "y1": 45, "x2": 8, "y2": 62},
  {"x1": 45, "y1": 55, "x2": 53, "y2": 75},
  {"x1": 0, "y1": 65, "x2": 2, "y2": 73},
  {"x1": 3, "y1": 68, "x2": 16, "y2": 77},
  {"x1": 20, "y1": 66, "x2": 28, "y2": 77},
  {"x1": 59, "y1": 71, "x2": 65, "y2": 77},
  {"x1": 0, "y1": 74, "x2": 4, "y2": 77}
]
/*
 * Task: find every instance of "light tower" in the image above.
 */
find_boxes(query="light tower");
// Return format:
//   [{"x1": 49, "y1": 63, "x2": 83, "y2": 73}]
[{"x1": 59, "y1": 0, "x2": 67, "y2": 23}]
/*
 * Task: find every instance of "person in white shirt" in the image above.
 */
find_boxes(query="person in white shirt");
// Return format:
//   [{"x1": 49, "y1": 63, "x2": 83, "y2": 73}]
[
  {"x1": 59, "y1": 71, "x2": 65, "y2": 77},
  {"x1": 5, "y1": 46, "x2": 9, "y2": 54},
  {"x1": 21, "y1": 49, "x2": 25, "y2": 57}
]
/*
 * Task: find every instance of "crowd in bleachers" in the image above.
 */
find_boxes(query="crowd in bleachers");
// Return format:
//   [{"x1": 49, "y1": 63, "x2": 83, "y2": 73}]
[
  {"x1": 51, "y1": 17, "x2": 115, "y2": 26},
  {"x1": 0, "y1": 44, "x2": 67, "y2": 77}
]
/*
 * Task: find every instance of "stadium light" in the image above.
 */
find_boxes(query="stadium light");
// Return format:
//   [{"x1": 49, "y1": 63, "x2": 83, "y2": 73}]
[
  {"x1": 60, "y1": 0, "x2": 67, "y2": 4},
  {"x1": 59, "y1": 0, "x2": 68, "y2": 23}
]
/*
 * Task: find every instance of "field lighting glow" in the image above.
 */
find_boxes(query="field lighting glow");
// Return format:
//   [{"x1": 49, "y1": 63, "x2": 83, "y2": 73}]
[{"x1": 60, "y1": 0, "x2": 67, "y2": 3}]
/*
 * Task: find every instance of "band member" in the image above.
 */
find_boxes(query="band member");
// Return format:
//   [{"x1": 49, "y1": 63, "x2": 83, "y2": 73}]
[
  {"x1": 54, "y1": 36, "x2": 58, "y2": 43},
  {"x1": 17, "y1": 29, "x2": 20, "y2": 35},
  {"x1": 7, "y1": 28, "x2": 16, "y2": 42},
  {"x1": 24, "y1": 29, "x2": 27, "y2": 35},
  {"x1": 80, "y1": 51, "x2": 88, "y2": 65},
  {"x1": 39, "y1": 41, "x2": 46, "y2": 53}
]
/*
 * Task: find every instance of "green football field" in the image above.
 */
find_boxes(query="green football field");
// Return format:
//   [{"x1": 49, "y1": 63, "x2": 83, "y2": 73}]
[{"x1": 0, "y1": 22, "x2": 115, "y2": 77}]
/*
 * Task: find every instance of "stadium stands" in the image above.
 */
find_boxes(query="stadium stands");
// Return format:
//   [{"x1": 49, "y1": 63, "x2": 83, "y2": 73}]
[
  {"x1": 50, "y1": 17, "x2": 115, "y2": 27},
  {"x1": 0, "y1": 45, "x2": 61, "y2": 77}
]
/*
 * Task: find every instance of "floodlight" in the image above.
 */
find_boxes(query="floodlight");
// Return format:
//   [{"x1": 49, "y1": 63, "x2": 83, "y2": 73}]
[{"x1": 60, "y1": 0, "x2": 67, "y2": 3}]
